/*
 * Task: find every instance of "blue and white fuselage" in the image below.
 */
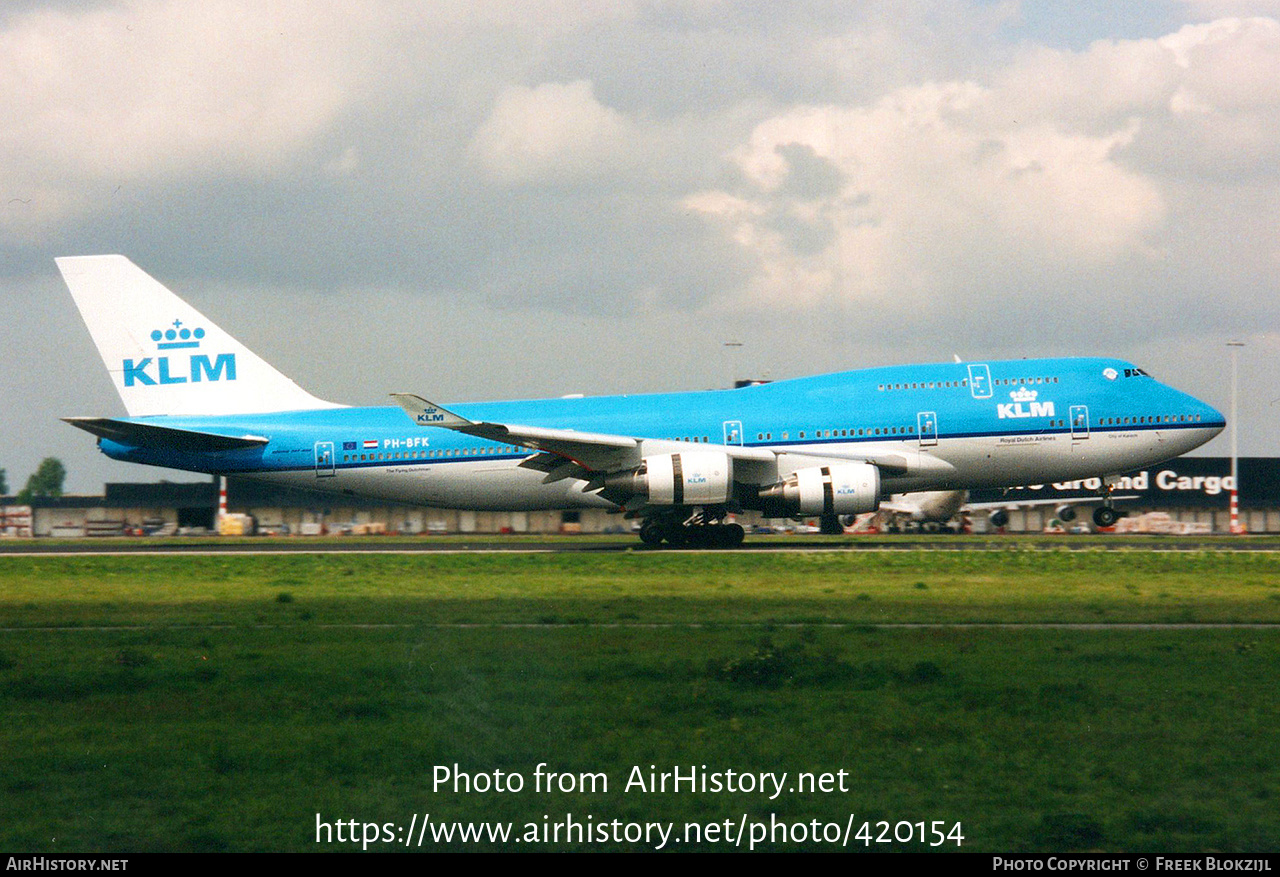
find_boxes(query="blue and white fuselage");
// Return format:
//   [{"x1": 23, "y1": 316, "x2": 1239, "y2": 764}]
[
  {"x1": 57, "y1": 256, "x2": 1224, "y2": 544},
  {"x1": 94, "y1": 360, "x2": 1221, "y2": 508}
]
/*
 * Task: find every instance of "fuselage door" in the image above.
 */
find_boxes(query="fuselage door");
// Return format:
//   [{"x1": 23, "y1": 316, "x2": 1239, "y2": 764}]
[
  {"x1": 1070, "y1": 406, "x2": 1090, "y2": 440},
  {"x1": 315, "y1": 441, "x2": 336, "y2": 477},
  {"x1": 918, "y1": 411, "x2": 938, "y2": 447},
  {"x1": 723, "y1": 420, "x2": 743, "y2": 446},
  {"x1": 967, "y1": 364, "x2": 993, "y2": 399}
]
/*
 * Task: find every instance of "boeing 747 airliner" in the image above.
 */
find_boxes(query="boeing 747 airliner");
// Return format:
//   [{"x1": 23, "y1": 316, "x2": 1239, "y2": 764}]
[{"x1": 57, "y1": 256, "x2": 1225, "y2": 546}]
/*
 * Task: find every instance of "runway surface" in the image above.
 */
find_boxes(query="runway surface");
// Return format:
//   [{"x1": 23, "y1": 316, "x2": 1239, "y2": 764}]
[
  {"x1": 6, "y1": 620, "x2": 1277, "y2": 627},
  {"x1": 2, "y1": 535, "x2": 1278, "y2": 555}
]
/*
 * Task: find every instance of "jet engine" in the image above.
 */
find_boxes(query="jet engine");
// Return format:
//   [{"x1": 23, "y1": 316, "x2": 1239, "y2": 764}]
[
  {"x1": 1056, "y1": 504, "x2": 1078, "y2": 523},
  {"x1": 602, "y1": 451, "x2": 733, "y2": 506},
  {"x1": 758, "y1": 462, "x2": 880, "y2": 517}
]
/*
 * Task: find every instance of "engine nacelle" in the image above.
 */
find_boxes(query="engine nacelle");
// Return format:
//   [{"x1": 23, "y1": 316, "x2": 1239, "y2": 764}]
[
  {"x1": 758, "y1": 462, "x2": 880, "y2": 517},
  {"x1": 1056, "y1": 504, "x2": 1078, "y2": 523},
  {"x1": 603, "y1": 451, "x2": 733, "y2": 506}
]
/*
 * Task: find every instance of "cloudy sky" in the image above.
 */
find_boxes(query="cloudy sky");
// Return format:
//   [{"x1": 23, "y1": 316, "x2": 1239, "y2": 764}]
[{"x1": 2, "y1": 0, "x2": 1279, "y2": 492}]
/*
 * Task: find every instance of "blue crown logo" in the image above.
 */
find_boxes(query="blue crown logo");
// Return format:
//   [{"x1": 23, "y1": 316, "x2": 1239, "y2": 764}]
[{"x1": 151, "y1": 319, "x2": 206, "y2": 350}]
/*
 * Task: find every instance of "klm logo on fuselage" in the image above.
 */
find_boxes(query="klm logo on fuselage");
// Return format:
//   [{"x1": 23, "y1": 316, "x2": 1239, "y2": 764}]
[
  {"x1": 122, "y1": 320, "x2": 236, "y2": 386},
  {"x1": 997, "y1": 387, "x2": 1055, "y2": 420}
]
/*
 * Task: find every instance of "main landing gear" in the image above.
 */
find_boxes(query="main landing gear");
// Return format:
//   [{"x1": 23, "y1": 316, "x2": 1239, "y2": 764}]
[{"x1": 638, "y1": 511, "x2": 746, "y2": 548}]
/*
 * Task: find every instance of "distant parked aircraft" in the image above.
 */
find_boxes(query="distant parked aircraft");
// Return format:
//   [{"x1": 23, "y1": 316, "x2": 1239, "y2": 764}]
[{"x1": 853, "y1": 489, "x2": 1138, "y2": 533}]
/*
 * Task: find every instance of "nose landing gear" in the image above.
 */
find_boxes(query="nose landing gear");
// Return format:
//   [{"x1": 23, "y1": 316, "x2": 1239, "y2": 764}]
[
  {"x1": 1092, "y1": 505, "x2": 1120, "y2": 528},
  {"x1": 1092, "y1": 476, "x2": 1125, "y2": 528}
]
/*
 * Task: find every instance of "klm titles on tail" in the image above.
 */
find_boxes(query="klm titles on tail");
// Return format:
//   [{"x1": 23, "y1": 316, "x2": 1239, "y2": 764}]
[{"x1": 121, "y1": 321, "x2": 237, "y2": 386}]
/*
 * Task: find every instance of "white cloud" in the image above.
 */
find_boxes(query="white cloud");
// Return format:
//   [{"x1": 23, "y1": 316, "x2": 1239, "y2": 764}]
[
  {"x1": 0, "y1": 0, "x2": 368, "y2": 233},
  {"x1": 10, "y1": 2, "x2": 1280, "y2": 489},
  {"x1": 686, "y1": 16, "x2": 1280, "y2": 309},
  {"x1": 1154, "y1": 18, "x2": 1280, "y2": 174},
  {"x1": 687, "y1": 80, "x2": 1164, "y2": 306},
  {"x1": 469, "y1": 80, "x2": 639, "y2": 185},
  {"x1": 0, "y1": 0, "x2": 652, "y2": 238},
  {"x1": 994, "y1": 18, "x2": 1280, "y2": 174}
]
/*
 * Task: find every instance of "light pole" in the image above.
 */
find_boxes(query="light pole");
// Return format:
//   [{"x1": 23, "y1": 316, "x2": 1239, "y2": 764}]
[
  {"x1": 723, "y1": 340, "x2": 743, "y2": 389},
  {"x1": 1228, "y1": 341, "x2": 1245, "y2": 534}
]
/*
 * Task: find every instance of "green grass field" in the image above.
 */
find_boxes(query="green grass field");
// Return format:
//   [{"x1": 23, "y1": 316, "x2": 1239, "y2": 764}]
[{"x1": 1, "y1": 548, "x2": 1278, "y2": 852}]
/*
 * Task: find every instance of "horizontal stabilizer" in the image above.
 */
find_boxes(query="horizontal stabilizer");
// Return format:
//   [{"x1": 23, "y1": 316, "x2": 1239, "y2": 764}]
[{"x1": 63, "y1": 417, "x2": 269, "y2": 452}]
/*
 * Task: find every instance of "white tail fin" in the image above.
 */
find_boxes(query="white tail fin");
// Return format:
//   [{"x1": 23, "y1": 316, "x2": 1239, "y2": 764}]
[{"x1": 57, "y1": 255, "x2": 340, "y2": 417}]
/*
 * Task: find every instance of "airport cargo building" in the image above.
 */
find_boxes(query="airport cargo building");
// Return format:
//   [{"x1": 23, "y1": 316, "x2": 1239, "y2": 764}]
[
  {"x1": 967, "y1": 456, "x2": 1280, "y2": 535},
  {"x1": 6, "y1": 456, "x2": 1280, "y2": 537}
]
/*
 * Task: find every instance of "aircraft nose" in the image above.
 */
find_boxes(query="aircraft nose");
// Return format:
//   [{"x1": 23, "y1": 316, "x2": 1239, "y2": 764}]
[
  {"x1": 1202, "y1": 400, "x2": 1227, "y2": 436},
  {"x1": 1187, "y1": 396, "x2": 1227, "y2": 446}
]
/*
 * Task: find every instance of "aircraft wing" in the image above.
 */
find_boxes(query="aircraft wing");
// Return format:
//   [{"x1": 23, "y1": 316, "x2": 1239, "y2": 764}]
[
  {"x1": 392, "y1": 393, "x2": 780, "y2": 475},
  {"x1": 391, "y1": 393, "x2": 942, "y2": 491},
  {"x1": 965, "y1": 495, "x2": 1138, "y2": 512},
  {"x1": 878, "y1": 497, "x2": 925, "y2": 514},
  {"x1": 392, "y1": 393, "x2": 647, "y2": 472}
]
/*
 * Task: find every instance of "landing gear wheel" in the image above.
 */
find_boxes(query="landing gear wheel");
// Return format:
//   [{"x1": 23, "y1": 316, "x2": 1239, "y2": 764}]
[
  {"x1": 721, "y1": 523, "x2": 745, "y2": 547},
  {"x1": 639, "y1": 521, "x2": 664, "y2": 546},
  {"x1": 691, "y1": 523, "x2": 746, "y2": 548},
  {"x1": 1093, "y1": 506, "x2": 1119, "y2": 528},
  {"x1": 819, "y1": 513, "x2": 843, "y2": 535},
  {"x1": 662, "y1": 524, "x2": 688, "y2": 547},
  {"x1": 653, "y1": 522, "x2": 747, "y2": 548},
  {"x1": 685, "y1": 526, "x2": 712, "y2": 548}
]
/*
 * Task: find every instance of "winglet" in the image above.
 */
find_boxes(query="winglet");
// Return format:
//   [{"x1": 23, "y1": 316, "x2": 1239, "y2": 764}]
[{"x1": 390, "y1": 393, "x2": 474, "y2": 428}]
